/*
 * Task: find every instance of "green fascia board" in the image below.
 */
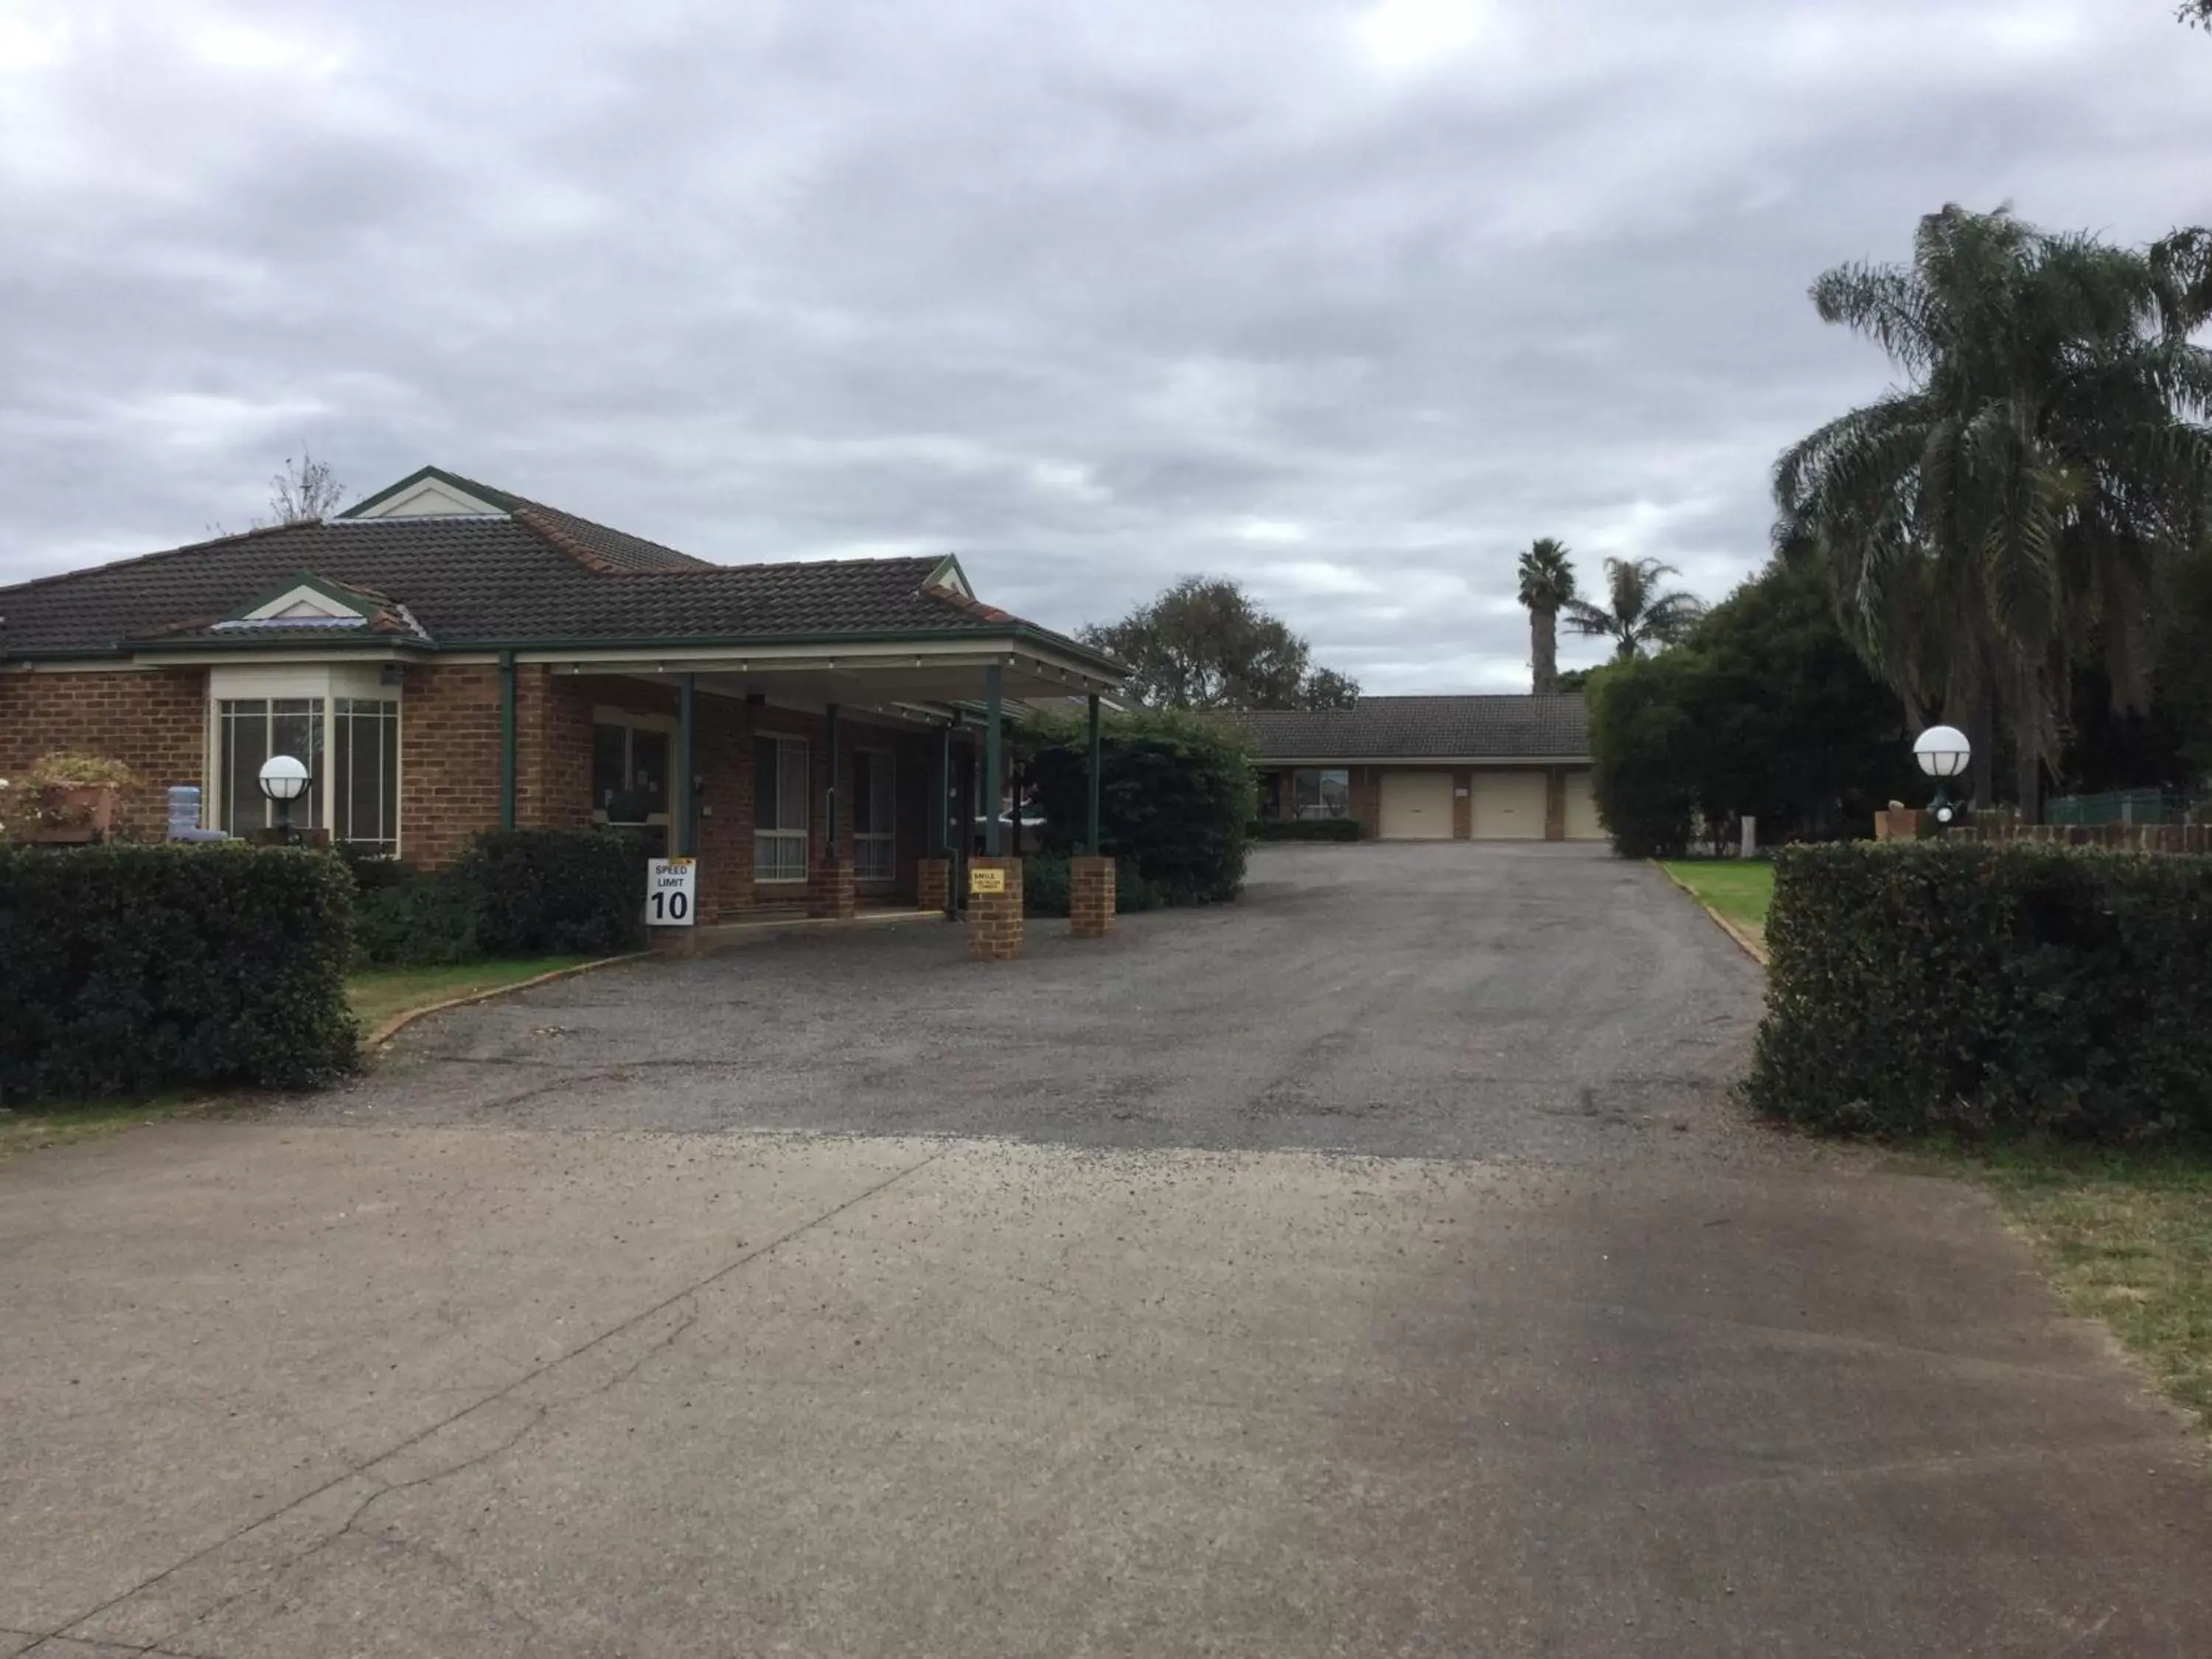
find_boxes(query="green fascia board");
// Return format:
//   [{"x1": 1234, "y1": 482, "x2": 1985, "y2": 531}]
[{"x1": 55, "y1": 620, "x2": 1122, "y2": 675}]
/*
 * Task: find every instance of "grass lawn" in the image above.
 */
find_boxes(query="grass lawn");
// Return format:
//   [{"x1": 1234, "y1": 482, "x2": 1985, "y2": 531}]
[
  {"x1": 3, "y1": 957, "x2": 597, "y2": 1166},
  {"x1": 347, "y1": 956, "x2": 594, "y2": 1037},
  {"x1": 1917, "y1": 1141, "x2": 2212, "y2": 1433},
  {"x1": 1658, "y1": 858, "x2": 1775, "y2": 936}
]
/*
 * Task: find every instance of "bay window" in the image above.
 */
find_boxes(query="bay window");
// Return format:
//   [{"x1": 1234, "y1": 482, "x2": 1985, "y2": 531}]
[{"x1": 212, "y1": 680, "x2": 400, "y2": 854}]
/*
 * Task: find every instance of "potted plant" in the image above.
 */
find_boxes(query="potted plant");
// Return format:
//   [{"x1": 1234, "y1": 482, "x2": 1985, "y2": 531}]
[{"x1": 19, "y1": 753, "x2": 137, "y2": 844}]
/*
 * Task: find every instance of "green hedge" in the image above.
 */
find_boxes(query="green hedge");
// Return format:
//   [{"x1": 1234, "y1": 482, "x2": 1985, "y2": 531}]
[
  {"x1": 1747, "y1": 842, "x2": 2212, "y2": 1141},
  {"x1": 1020, "y1": 853, "x2": 1165, "y2": 917},
  {"x1": 0, "y1": 844, "x2": 358, "y2": 1101},
  {"x1": 349, "y1": 830, "x2": 647, "y2": 967},
  {"x1": 1248, "y1": 817, "x2": 1361, "y2": 842},
  {"x1": 1021, "y1": 708, "x2": 1253, "y2": 904}
]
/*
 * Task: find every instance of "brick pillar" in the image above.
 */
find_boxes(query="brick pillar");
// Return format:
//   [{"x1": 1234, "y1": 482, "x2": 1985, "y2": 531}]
[
  {"x1": 964, "y1": 855, "x2": 1023, "y2": 961},
  {"x1": 1069, "y1": 854, "x2": 1116, "y2": 939},
  {"x1": 1543, "y1": 768, "x2": 1567, "y2": 841},
  {"x1": 917, "y1": 855, "x2": 950, "y2": 913},
  {"x1": 1874, "y1": 809, "x2": 1925, "y2": 841},
  {"x1": 1451, "y1": 771, "x2": 1472, "y2": 840},
  {"x1": 807, "y1": 855, "x2": 856, "y2": 919}
]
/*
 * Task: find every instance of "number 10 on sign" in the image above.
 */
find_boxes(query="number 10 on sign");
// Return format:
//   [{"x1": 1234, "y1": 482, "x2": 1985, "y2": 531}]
[{"x1": 647, "y1": 858, "x2": 696, "y2": 927}]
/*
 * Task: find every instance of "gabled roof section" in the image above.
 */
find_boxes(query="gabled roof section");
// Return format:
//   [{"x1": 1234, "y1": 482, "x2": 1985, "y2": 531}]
[
  {"x1": 1231, "y1": 695, "x2": 1591, "y2": 761},
  {"x1": 337, "y1": 466, "x2": 710, "y2": 572},
  {"x1": 0, "y1": 473, "x2": 1120, "y2": 678}
]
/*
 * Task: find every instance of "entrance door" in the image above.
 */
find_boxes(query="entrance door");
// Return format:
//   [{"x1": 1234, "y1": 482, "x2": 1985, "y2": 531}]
[
  {"x1": 1470, "y1": 770, "x2": 1548, "y2": 839},
  {"x1": 1563, "y1": 770, "x2": 1603, "y2": 840},
  {"x1": 1380, "y1": 771, "x2": 1454, "y2": 839}
]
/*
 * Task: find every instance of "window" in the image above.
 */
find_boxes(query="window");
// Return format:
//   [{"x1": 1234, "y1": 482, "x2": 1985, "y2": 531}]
[
  {"x1": 852, "y1": 751, "x2": 895, "y2": 882},
  {"x1": 1293, "y1": 768, "x2": 1350, "y2": 818},
  {"x1": 754, "y1": 734, "x2": 809, "y2": 883},
  {"x1": 592, "y1": 720, "x2": 672, "y2": 822},
  {"x1": 216, "y1": 695, "x2": 402, "y2": 852},
  {"x1": 333, "y1": 699, "x2": 400, "y2": 853}
]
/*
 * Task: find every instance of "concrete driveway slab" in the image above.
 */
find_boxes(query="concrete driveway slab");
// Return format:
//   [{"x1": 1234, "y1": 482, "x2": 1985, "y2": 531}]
[{"x1": 5, "y1": 844, "x2": 2211, "y2": 1656}]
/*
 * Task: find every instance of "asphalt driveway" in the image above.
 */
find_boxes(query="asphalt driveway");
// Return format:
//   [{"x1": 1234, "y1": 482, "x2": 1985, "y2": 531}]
[
  {"x1": 314, "y1": 841, "x2": 1765, "y2": 1159},
  {"x1": 4, "y1": 844, "x2": 2210, "y2": 1658}
]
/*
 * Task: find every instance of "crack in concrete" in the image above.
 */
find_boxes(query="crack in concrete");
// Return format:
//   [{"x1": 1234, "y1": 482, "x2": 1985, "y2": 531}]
[{"x1": 40, "y1": 1150, "x2": 942, "y2": 1653}]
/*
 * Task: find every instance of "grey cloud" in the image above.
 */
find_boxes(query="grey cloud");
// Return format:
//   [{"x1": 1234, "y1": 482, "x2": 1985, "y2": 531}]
[{"x1": 4, "y1": 0, "x2": 2211, "y2": 690}]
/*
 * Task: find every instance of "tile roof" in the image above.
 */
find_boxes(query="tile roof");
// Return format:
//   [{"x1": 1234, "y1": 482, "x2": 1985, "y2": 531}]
[
  {"x1": 344, "y1": 468, "x2": 714, "y2": 573},
  {"x1": 0, "y1": 484, "x2": 1109, "y2": 667},
  {"x1": 1231, "y1": 695, "x2": 1590, "y2": 760}
]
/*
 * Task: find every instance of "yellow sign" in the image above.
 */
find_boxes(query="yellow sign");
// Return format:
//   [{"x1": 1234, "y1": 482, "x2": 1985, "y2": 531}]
[{"x1": 968, "y1": 867, "x2": 1007, "y2": 895}]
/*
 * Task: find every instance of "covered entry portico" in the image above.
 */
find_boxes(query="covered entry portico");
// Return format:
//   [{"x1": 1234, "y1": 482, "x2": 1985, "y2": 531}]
[{"x1": 496, "y1": 630, "x2": 1124, "y2": 960}]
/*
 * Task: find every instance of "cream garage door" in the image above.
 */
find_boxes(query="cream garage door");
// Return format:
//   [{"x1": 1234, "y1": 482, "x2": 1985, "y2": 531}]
[
  {"x1": 1563, "y1": 770, "x2": 1603, "y2": 840},
  {"x1": 1379, "y1": 770, "x2": 1455, "y2": 839},
  {"x1": 1470, "y1": 770, "x2": 1548, "y2": 839}
]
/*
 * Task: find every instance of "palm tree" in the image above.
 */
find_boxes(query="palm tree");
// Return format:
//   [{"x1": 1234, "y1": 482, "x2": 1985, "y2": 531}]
[
  {"x1": 1562, "y1": 557, "x2": 1704, "y2": 660},
  {"x1": 1774, "y1": 205, "x2": 2212, "y2": 816},
  {"x1": 1516, "y1": 538, "x2": 1578, "y2": 692}
]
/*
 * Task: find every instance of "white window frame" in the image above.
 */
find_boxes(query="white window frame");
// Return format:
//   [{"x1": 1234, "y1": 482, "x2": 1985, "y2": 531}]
[
  {"x1": 754, "y1": 731, "x2": 810, "y2": 884},
  {"x1": 589, "y1": 706, "x2": 680, "y2": 833},
  {"x1": 205, "y1": 666, "x2": 403, "y2": 854},
  {"x1": 852, "y1": 748, "x2": 896, "y2": 883}
]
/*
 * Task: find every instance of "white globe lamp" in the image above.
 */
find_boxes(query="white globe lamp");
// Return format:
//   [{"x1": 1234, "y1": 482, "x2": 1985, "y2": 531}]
[
  {"x1": 1912, "y1": 725, "x2": 1971, "y2": 824},
  {"x1": 257, "y1": 754, "x2": 310, "y2": 842}
]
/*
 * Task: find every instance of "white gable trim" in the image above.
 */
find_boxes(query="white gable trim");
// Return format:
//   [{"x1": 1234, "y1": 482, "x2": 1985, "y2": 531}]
[
  {"x1": 240, "y1": 582, "x2": 366, "y2": 623},
  {"x1": 347, "y1": 476, "x2": 508, "y2": 518}
]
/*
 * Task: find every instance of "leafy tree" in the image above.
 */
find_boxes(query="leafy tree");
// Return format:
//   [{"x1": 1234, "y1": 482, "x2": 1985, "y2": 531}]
[
  {"x1": 1587, "y1": 652, "x2": 1700, "y2": 857},
  {"x1": 1515, "y1": 538, "x2": 1578, "y2": 692},
  {"x1": 2184, "y1": 2, "x2": 2212, "y2": 29},
  {"x1": 256, "y1": 447, "x2": 345, "y2": 526},
  {"x1": 1080, "y1": 577, "x2": 1360, "y2": 710},
  {"x1": 1774, "y1": 205, "x2": 2212, "y2": 817},
  {"x1": 1019, "y1": 705, "x2": 1255, "y2": 903},
  {"x1": 1562, "y1": 557, "x2": 1704, "y2": 660},
  {"x1": 1585, "y1": 558, "x2": 1921, "y2": 855}
]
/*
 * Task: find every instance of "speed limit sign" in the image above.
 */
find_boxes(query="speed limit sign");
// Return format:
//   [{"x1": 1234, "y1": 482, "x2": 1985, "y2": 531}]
[{"x1": 646, "y1": 858, "x2": 696, "y2": 927}]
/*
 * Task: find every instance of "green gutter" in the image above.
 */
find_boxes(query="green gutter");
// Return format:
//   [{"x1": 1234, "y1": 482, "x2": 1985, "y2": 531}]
[{"x1": 70, "y1": 622, "x2": 1126, "y2": 678}]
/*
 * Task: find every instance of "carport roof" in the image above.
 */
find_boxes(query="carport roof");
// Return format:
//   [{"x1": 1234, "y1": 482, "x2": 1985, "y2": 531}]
[{"x1": 1232, "y1": 694, "x2": 1590, "y2": 762}]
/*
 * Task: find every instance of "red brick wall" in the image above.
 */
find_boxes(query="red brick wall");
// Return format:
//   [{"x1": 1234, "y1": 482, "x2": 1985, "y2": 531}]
[
  {"x1": 397, "y1": 664, "x2": 506, "y2": 868},
  {"x1": 0, "y1": 667, "x2": 206, "y2": 839}
]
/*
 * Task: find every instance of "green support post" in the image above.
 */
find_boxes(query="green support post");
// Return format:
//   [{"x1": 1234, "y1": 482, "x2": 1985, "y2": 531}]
[
  {"x1": 824, "y1": 703, "x2": 840, "y2": 855},
  {"x1": 984, "y1": 665, "x2": 1004, "y2": 858},
  {"x1": 675, "y1": 672, "x2": 695, "y2": 857},
  {"x1": 927, "y1": 727, "x2": 946, "y2": 856},
  {"x1": 498, "y1": 650, "x2": 518, "y2": 831},
  {"x1": 1085, "y1": 692, "x2": 1102, "y2": 855}
]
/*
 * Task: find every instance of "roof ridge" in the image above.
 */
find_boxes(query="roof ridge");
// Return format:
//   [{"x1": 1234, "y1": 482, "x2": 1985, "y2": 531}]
[
  {"x1": 510, "y1": 505, "x2": 625, "y2": 575},
  {"x1": 0, "y1": 521, "x2": 307, "y2": 599}
]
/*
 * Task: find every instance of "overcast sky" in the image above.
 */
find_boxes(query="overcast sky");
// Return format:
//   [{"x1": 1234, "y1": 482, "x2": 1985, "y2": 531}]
[{"x1": 4, "y1": 1, "x2": 2211, "y2": 689}]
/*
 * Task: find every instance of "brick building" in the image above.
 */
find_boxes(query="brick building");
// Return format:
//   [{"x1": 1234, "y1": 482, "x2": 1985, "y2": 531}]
[
  {"x1": 1239, "y1": 695, "x2": 1601, "y2": 841},
  {"x1": 1, "y1": 467, "x2": 1124, "y2": 927}
]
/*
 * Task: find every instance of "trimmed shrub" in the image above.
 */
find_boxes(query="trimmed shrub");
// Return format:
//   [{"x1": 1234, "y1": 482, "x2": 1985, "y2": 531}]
[
  {"x1": 0, "y1": 844, "x2": 358, "y2": 1101},
  {"x1": 1248, "y1": 817, "x2": 1360, "y2": 843},
  {"x1": 1746, "y1": 841, "x2": 2212, "y2": 1142},
  {"x1": 1022, "y1": 853, "x2": 1071, "y2": 917},
  {"x1": 352, "y1": 874, "x2": 483, "y2": 967},
  {"x1": 452, "y1": 829, "x2": 647, "y2": 958},
  {"x1": 1114, "y1": 859, "x2": 1165, "y2": 913},
  {"x1": 1021, "y1": 709, "x2": 1255, "y2": 904}
]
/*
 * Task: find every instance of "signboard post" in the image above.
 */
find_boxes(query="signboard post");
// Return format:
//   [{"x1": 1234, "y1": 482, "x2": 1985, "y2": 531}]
[{"x1": 647, "y1": 858, "x2": 697, "y2": 927}]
